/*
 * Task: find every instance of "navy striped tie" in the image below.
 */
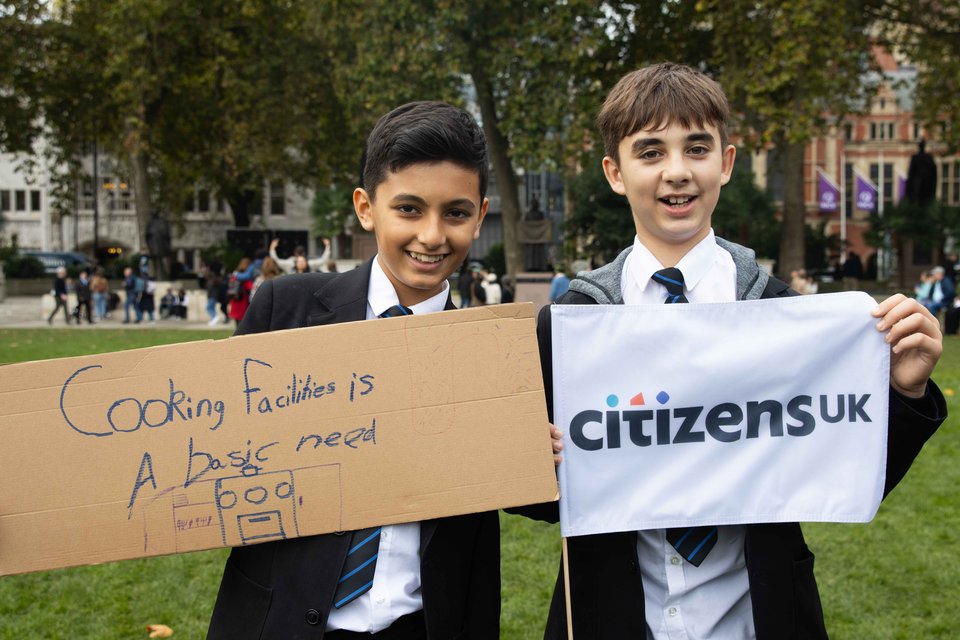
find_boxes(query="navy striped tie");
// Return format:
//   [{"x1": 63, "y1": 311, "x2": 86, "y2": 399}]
[
  {"x1": 332, "y1": 303, "x2": 413, "y2": 609},
  {"x1": 652, "y1": 267, "x2": 688, "y2": 304},
  {"x1": 652, "y1": 268, "x2": 718, "y2": 566}
]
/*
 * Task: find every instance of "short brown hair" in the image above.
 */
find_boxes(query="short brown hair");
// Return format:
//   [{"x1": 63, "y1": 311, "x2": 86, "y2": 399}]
[{"x1": 598, "y1": 62, "x2": 730, "y2": 161}]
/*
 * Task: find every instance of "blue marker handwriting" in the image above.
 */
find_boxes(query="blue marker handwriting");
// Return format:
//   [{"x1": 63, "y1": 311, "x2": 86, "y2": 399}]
[
  {"x1": 61, "y1": 365, "x2": 225, "y2": 437},
  {"x1": 242, "y1": 358, "x2": 338, "y2": 415}
]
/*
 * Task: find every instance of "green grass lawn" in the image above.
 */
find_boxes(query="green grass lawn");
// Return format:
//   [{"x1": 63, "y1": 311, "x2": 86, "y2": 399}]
[{"x1": 0, "y1": 329, "x2": 957, "y2": 638}]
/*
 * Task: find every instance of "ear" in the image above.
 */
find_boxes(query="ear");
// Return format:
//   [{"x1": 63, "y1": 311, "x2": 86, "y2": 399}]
[
  {"x1": 719, "y1": 144, "x2": 737, "y2": 186},
  {"x1": 602, "y1": 156, "x2": 626, "y2": 195},
  {"x1": 474, "y1": 197, "x2": 490, "y2": 240},
  {"x1": 353, "y1": 187, "x2": 375, "y2": 232}
]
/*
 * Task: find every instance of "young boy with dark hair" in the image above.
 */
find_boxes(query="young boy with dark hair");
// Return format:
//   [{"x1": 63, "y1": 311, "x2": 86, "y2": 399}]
[
  {"x1": 536, "y1": 63, "x2": 946, "y2": 639},
  {"x1": 208, "y1": 101, "x2": 497, "y2": 639}
]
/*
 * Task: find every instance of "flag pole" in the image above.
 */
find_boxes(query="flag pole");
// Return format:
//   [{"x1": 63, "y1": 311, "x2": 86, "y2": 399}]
[
  {"x1": 840, "y1": 152, "x2": 847, "y2": 263},
  {"x1": 562, "y1": 537, "x2": 574, "y2": 639}
]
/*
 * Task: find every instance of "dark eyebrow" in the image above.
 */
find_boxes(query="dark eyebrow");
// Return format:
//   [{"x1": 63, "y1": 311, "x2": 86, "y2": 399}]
[
  {"x1": 686, "y1": 132, "x2": 716, "y2": 144},
  {"x1": 391, "y1": 194, "x2": 477, "y2": 212},
  {"x1": 631, "y1": 138, "x2": 663, "y2": 155},
  {"x1": 631, "y1": 131, "x2": 716, "y2": 156}
]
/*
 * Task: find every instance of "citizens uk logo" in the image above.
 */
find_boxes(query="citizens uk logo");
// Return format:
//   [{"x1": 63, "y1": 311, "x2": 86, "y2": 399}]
[{"x1": 568, "y1": 390, "x2": 873, "y2": 451}]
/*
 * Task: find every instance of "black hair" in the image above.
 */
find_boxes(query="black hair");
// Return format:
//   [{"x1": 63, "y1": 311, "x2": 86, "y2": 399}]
[{"x1": 360, "y1": 101, "x2": 488, "y2": 200}]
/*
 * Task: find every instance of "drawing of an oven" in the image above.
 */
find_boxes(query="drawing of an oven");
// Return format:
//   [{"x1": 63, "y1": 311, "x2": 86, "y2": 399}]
[{"x1": 214, "y1": 470, "x2": 300, "y2": 546}]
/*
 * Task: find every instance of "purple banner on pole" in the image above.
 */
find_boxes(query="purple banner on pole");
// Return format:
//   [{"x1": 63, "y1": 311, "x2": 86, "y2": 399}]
[
  {"x1": 898, "y1": 174, "x2": 907, "y2": 202},
  {"x1": 818, "y1": 170, "x2": 840, "y2": 212},
  {"x1": 856, "y1": 173, "x2": 877, "y2": 212}
]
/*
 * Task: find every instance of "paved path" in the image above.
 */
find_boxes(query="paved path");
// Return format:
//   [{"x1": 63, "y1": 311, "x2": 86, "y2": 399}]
[{"x1": 0, "y1": 296, "x2": 227, "y2": 330}]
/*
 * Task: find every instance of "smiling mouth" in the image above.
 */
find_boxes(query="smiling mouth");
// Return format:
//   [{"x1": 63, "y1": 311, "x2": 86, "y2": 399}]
[
  {"x1": 660, "y1": 196, "x2": 696, "y2": 206},
  {"x1": 407, "y1": 251, "x2": 446, "y2": 264}
]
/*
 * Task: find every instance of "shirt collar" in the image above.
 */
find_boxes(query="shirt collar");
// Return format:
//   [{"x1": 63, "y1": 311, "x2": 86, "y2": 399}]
[
  {"x1": 368, "y1": 255, "x2": 449, "y2": 317},
  {"x1": 628, "y1": 230, "x2": 718, "y2": 295}
]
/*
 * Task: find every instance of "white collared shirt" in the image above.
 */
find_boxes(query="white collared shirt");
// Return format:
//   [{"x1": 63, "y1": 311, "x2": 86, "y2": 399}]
[
  {"x1": 326, "y1": 257, "x2": 449, "y2": 632},
  {"x1": 622, "y1": 231, "x2": 756, "y2": 640}
]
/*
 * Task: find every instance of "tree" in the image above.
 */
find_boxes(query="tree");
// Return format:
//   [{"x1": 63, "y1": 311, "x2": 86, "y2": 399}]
[
  {"x1": 566, "y1": 150, "x2": 634, "y2": 265},
  {"x1": 704, "y1": 0, "x2": 879, "y2": 278},
  {"x1": 866, "y1": 201, "x2": 960, "y2": 286},
  {"x1": 3, "y1": 0, "x2": 360, "y2": 250},
  {"x1": 712, "y1": 165, "x2": 780, "y2": 262}
]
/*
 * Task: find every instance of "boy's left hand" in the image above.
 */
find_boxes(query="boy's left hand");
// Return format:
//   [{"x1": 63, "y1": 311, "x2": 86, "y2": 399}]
[
  {"x1": 872, "y1": 293, "x2": 943, "y2": 398},
  {"x1": 550, "y1": 424, "x2": 563, "y2": 466}
]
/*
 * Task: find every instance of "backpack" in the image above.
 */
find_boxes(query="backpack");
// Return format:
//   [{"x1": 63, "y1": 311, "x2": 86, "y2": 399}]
[{"x1": 226, "y1": 275, "x2": 242, "y2": 300}]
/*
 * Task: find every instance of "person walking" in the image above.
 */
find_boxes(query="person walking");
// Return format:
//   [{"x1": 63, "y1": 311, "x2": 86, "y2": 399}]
[
  {"x1": 90, "y1": 268, "x2": 109, "y2": 320},
  {"x1": 47, "y1": 266, "x2": 70, "y2": 325},
  {"x1": 74, "y1": 269, "x2": 93, "y2": 324},
  {"x1": 122, "y1": 267, "x2": 139, "y2": 324}
]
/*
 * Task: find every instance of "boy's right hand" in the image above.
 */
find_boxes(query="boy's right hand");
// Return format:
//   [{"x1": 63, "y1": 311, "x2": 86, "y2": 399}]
[{"x1": 270, "y1": 238, "x2": 279, "y2": 249}]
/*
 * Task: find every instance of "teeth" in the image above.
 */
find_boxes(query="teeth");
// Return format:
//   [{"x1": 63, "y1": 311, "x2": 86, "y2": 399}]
[
  {"x1": 666, "y1": 196, "x2": 692, "y2": 205},
  {"x1": 409, "y1": 251, "x2": 444, "y2": 263}
]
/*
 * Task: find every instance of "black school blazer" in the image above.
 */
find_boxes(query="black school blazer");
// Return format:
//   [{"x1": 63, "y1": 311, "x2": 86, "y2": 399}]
[{"x1": 207, "y1": 260, "x2": 500, "y2": 640}]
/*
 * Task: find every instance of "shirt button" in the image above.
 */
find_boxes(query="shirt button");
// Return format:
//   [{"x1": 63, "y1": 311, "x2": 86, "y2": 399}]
[
  {"x1": 305, "y1": 609, "x2": 321, "y2": 625},
  {"x1": 376, "y1": 596, "x2": 386, "y2": 605},
  {"x1": 670, "y1": 555, "x2": 681, "y2": 565},
  {"x1": 668, "y1": 607, "x2": 678, "y2": 617}
]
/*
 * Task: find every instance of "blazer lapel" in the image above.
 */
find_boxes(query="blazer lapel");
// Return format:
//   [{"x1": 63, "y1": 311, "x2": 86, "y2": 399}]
[{"x1": 307, "y1": 259, "x2": 373, "y2": 326}]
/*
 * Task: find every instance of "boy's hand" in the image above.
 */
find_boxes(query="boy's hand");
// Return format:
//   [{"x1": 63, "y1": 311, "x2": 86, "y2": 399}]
[
  {"x1": 550, "y1": 424, "x2": 563, "y2": 466},
  {"x1": 270, "y1": 238, "x2": 279, "y2": 249},
  {"x1": 872, "y1": 294, "x2": 942, "y2": 398}
]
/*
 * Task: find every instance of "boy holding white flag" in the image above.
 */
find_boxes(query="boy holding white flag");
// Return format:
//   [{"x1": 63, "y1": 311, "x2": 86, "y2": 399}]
[{"x1": 533, "y1": 63, "x2": 945, "y2": 639}]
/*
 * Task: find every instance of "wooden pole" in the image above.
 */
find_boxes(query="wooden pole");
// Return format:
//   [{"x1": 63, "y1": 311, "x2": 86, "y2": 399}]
[{"x1": 562, "y1": 537, "x2": 574, "y2": 639}]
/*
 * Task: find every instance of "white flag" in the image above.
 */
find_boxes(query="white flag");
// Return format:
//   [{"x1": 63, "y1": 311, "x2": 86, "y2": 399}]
[{"x1": 553, "y1": 292, "x2": 889, "y2": 538}]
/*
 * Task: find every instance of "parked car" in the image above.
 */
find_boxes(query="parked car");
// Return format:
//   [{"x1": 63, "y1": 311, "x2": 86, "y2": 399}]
[{"x1": 22, "y1": 251, "x2": 94, "y2": 275}]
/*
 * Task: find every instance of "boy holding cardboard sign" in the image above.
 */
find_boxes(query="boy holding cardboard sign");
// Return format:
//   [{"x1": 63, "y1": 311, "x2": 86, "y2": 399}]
[
  {"x1": 208, "y1": 102, "x2": 503, "y2": 639},
  {"x1": 534, "y1": 63, "x2": 946, "y2": 638}
]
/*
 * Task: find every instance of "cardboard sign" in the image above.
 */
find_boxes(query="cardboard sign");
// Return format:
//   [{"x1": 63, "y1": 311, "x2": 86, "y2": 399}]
[
  {"x1": 552, "y1": 293, "x2": 890, "y2": 537},
  {"x1": 0, "y1": 303, "x2": 557, "y2": 575}
]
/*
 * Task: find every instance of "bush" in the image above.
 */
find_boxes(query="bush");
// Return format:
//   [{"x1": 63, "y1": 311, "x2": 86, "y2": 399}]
[
  {"x1": 201, "y1": 241, "x2": 245, "y2": 274},
  {"x1": 2, "y1": 254, "x2": 46, "y2": 278},
  {"x1": 484, "y1": 243, "x2": 506, "y2": 278}
]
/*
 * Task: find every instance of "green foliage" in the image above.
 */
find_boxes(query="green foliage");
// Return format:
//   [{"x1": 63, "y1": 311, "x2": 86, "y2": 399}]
[
  {"x1": 200, "y1": 240, "x2": 244, "y2": 274},
  {"x1": 565, "y1": 151, "x2": 635, "y2": 264},
  {"x1": 311, "y1": 185, "x2": 354, "y2": 240},
  {"x1": 866, "y1": 201, "x2": 960, "y2": 254},
  {"x1": 712, "y1": 165, "x2": 780, "y2": 260},
  {"x1": 0, "y1": 235, "x2": 44, "y2": 278},
  {"x1": 484, "y1": 242, "x2": 506, "y2": 278},
  {"x1": 1, "y1": 253, "x2": 45, "y2": 278}
]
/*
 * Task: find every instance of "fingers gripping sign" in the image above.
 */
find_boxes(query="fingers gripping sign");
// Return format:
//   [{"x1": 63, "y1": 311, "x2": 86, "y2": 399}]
[{"x1": 872, "y1": 293, "x2": 943, "y2": 398}]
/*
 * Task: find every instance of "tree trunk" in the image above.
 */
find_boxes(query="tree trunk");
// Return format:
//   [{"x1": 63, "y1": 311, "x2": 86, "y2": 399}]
[
  {"x1": 127, "y1": 149, "x2": 152, "y2": 253},
  {"x1": 471, "y1": 70, "x2": 522, "y2": 282},
  {"x1": 777, "y1": 139, "x2": 807, "y2": 279},
  {"x1": 223, "y1": 187, "x2": 260, "y2": 228}
]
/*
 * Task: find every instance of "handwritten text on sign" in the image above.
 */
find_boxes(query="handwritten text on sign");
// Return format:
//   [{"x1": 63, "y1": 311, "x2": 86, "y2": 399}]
[{"x1": 0, "y1": 304, "x2": 557, "y2": 575}]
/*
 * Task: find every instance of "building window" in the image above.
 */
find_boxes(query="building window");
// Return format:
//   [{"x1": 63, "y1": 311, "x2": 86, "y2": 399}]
[
  {"x1": 270, "y1": 181, "x2": 285, "y2": 216},
  {"x1": 913, "y1": 123, "x2": 922, "y2": 141},
  {"x1": 30, "y1": 190, "x2": 40, "y2": 211},
  {"x1": 870, "y1": 163, "x2": 894, "y2": 211},
  {"x1": 869, "y1": 122, "x2": 895, "y2": 141},
  {"x1": 15, "y1": 190, "x2": 26, "y2": 211},
  {"x1": 197, "y1": 189, "x2": 210, "y2": 213},
  {"x1": 0, "y1": 190, "x2": 9, "y2": 212},
  {"x1": 941, "y1": 160, "x2": 960, "y2": 205},
  {"x1": 844, "y1": 123, "x2": 854, "y2": 141}
]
